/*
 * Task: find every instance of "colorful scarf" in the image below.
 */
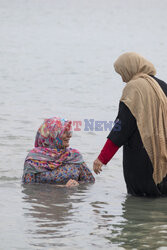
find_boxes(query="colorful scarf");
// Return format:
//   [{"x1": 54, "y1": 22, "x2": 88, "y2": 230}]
[{"x1": 24, "y1": 117, "x2": 84, "y2": 174}]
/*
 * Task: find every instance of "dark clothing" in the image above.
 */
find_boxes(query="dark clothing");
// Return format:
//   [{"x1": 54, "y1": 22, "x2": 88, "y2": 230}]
[{"x1": 108, "y1": 76, "x2": 167, "y2": 197}]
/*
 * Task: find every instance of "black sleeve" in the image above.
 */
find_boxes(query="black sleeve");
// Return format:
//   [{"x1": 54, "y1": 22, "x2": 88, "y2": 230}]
[{"x1": 107, "y1": 101, "x2": 137, "y2": 147}]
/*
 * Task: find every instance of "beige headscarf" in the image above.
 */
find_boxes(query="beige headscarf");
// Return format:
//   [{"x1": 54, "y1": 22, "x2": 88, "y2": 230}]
[{"x1": 114, "y1": 52, "x2": 167, "y2": 184}]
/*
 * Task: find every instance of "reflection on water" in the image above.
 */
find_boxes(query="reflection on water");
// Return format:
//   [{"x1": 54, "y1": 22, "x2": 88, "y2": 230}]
[
  {"x1": 22, "y1": 184, "x2": 167, "y2": 249},
  {"x1": 107, "y1": 196, "x2": 167, "y2": 249},
  {"x1": 1, "y1": 0, "x2": 167, "y2": 248},
  {"x1": 23, "y1": 184, "x2": 73, "y2": 225},
  {"x1": 22, "y1": 184, "x2": 95, "y2": 249}
]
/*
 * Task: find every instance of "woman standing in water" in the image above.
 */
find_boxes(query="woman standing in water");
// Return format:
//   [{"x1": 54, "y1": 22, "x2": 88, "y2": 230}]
[
  {"x1": 23, "y1": 117, "x2": 95, "y2": 186},
  {"x1": 93, "y1": 52, "x2": 167, "y2": 197}
]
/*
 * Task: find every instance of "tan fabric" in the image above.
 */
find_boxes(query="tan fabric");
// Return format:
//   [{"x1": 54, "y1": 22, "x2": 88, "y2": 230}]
[{"x1": 114, "y1": 52, "x2": 167, "y2": 184}]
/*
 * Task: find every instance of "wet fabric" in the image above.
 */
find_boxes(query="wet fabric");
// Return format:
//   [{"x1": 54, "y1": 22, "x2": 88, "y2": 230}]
[
  {"x1": 108, "y1": 76, "x2": 167, "y2": 197},
  {"x1": 114, "y1": 52, "x2": 167, "y2": 184},
  {"x1": 23, "y1": 117, "x2": 95, "y2": 184},
  {"x1": 23, "y1": 161, "x2": 95, "y2": 184}
]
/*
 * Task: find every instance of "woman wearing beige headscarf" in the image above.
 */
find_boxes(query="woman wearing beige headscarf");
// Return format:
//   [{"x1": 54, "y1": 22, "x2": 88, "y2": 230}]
[{"x1": 93, "y1": 52, "x2": 167, "y2": 197}]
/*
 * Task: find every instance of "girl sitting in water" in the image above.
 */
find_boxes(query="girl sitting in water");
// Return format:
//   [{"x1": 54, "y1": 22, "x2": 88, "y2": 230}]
[{"x1": 23, "y1": 117, "x2": 95, "y2": 187}]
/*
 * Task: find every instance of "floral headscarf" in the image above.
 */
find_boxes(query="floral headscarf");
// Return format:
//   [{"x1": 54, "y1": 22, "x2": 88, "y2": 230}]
[
  {"x1": 35, "y1": 117, "x2": 72, "y2": 149},
  {"x1": 24, "y1": 117, "x2": 84, "y2": 174}
]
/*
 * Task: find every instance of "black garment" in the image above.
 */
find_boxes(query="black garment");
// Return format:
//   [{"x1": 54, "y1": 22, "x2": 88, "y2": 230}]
[{"x1": 108, "y1": 76, "x2": 167, "y2": 197}]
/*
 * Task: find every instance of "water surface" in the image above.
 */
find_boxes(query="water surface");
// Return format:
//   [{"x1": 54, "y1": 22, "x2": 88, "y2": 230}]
[{"x1": 1, "y1": 0, "x2": 167, "y2": 249}]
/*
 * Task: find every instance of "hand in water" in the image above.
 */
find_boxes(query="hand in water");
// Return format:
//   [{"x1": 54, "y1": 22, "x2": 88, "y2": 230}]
[
  {"x1": 93, "y1": 158, "x2": 103, "y2": 174},
  {"x1": 66, "y1": 179, "x2": 79, "y2": 187}
]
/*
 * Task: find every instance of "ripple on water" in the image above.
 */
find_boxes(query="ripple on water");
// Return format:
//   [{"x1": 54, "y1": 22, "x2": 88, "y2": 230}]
[
  {"x1": 1, "y1": 0, "x2": 167, "y2": 249},
  {"x1": 0, "y1": 176, "x2": 20, "y2": 182}
]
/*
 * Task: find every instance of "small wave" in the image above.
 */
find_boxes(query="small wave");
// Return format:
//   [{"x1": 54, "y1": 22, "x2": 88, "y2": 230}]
[{"x1": 0, "y1": 176, "x2": 20, "y2": 182}]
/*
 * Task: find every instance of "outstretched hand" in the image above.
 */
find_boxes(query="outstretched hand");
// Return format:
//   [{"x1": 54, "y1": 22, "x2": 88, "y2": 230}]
[{"x1": 93, "y1": 158, "x2": 103, "y2": 174}]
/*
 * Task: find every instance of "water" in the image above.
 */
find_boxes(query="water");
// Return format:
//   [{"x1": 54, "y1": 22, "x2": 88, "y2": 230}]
[{"x1": 1, "y1": 0, "x2": 167, "y2": 249}]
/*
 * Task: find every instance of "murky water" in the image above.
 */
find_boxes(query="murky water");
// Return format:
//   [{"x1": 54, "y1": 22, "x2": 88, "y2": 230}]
[{"x1": 1, "y1": 0, "x2": 167, "y2": 249}]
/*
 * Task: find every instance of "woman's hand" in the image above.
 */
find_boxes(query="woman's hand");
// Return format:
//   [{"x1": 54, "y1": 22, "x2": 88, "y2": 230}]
[
  {"x1": 93, "y1": 158, "x2": 103, "y2": 174},
  {"x1": 66, "y1": 179, "x2": 79, "y2": 187}
]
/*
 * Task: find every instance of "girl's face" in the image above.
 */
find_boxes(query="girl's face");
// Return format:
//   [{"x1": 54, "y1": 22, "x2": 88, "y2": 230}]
[{"x1": 61, "y1": 130, "x2": 72, "y2": 148}]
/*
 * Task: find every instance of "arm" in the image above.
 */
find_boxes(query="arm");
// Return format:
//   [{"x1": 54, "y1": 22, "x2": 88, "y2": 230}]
[
  {"x1": 93, "y1": 139, "x2": 119, "y2": 174},
  {"x1": 98, "y1": 139, "x2": 119, "y2": 164},
  {"x1": 78, "y1": 162, "x2": 95, "y2": 183},
  {"x1": 107, "y1": 101, "x2": 136, "y2": 147},
  {"x1": 93, "y1": 101, "x2": 137, "y2": 174}
]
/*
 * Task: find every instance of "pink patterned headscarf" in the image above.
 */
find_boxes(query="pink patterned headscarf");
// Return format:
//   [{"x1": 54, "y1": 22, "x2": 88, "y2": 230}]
[
  {"x1": 25, "y1": 117, "x2": 84, "y2": 173},
  {"x1": 35, "y1": 117, "x2": 72, "y2": 149}
]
